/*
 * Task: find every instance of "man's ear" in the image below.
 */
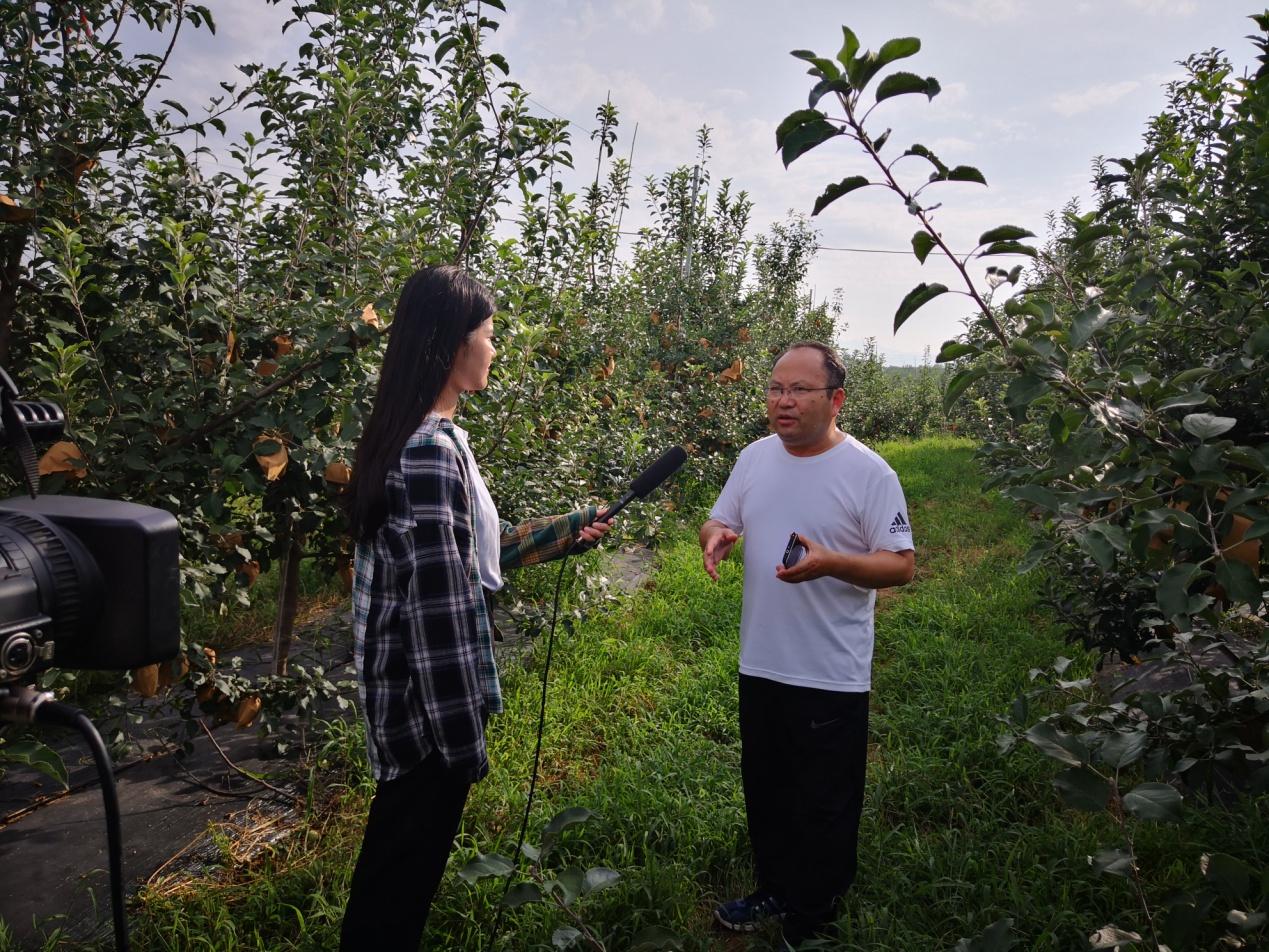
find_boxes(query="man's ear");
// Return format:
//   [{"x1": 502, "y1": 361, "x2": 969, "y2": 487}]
[{"x1": 832, "y1": 387, "x2": 846, "y2": 414}]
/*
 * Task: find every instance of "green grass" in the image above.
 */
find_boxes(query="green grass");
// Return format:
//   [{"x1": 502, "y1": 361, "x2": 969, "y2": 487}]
[{"x1": 35, "y1": 436, "x2": 1267, "y2": 951}]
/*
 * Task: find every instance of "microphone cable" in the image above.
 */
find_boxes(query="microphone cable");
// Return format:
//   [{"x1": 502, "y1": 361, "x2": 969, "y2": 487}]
[
  {"x1": 483, "y1": 449, "x2": 684, "y2": 949},
  {"x1": 0, "y1": 685, "x2": 130, "y2": 952},
  {"x1": 486, "y1": 544, "x2": 575, "y2": 952}
]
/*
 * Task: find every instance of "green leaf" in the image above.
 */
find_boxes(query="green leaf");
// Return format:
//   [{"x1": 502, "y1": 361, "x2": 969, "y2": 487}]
[
  {"x1": 808, "y1": 77, "x2": 852, "y2": 108},
  {"x1": 1024, "y1": 721, "x2": 1086, "y2": 766},
  {"x1": 1, "y1": 740, "x2": 68, "y2": 788},
  {"x1": 946, "y1": 165, "x2": 986, "y2": 185},
  {"x1": 812, "y1": 176, "x2": 871, "y2": 216},
  {"x1": 1069, "y1": 306, "x2": 1113, "y2": 349},
  {"x1": 253, "y1": 439, "x2": 283, "y2": 457},
  {"x1": 978, "y1": 917, "x2": 1019, "y2": 952},
  {"x1": 457, "y1": 852, "x2": 515, "y2": 884},
  {"x1": 978, "y1": 225, "x2": 1035, "y2": 245},
  {"x1": 502, "y1": 882, "x2": 546, "y2": 907},
  {"x1": 791, "y1": 49, "x2": 841, "y2": 80},
  {"x1": 1160, "y1": 902, "x2": 1205, "y2": 951},
  {"x1": 552, "y1": 927, "x2": 582, "y2": 949},
  {"x1": 1089, "y1": 925, "x2": 1143, "y2": 950},
  {"x1": 1214, "y1": 560, "x2": 1262, "y2": 609},
  {"x1": 1204, "y1": 853, "x2": 1253, "y2": 902},
  {"x1": 435, "y1": 36, "x2": 459, "y2": 62},
  {"x1": 1069, "y1": 222, "x2": 1117, "y2": 252},
  {"x1": 936, "y1": 340, "x2": 976, "y2": 362},
  {"x1": 836, "y1": 27, "x2": 860, "y2": 69},
  {"x1": 894, "y1": 282, "x2": 949, "y2": 331},
  {"x1": 875, "y1": 71, "x2": 938, "y2": 102},
  {"x1": 1122, "y1": 782, "x2": 1183, "y2": 822},
  {"x1": 1004, "y1": 374, "x2": 1049, "y2": 419},
  {"x1": 1128, "y1": 271, "x2": 1160, "y2": 302},
  {"x1": 980, "y1": 240, "x2": 1036, "y2": 257},
  {"x1": 775, "y1": 109, "x2": 825, "y2": 144},
  {"x1": 1017, "y1": 539, "x2": 1054, "y2": 574},
  {"x1": 1182, "y1": 413, "x2": 1236, "y2": 440},
  {"x1": 912, "y1": 230, "x2": 936, "y2": 264},
  {"x1": 1090, "y1": 848, "x2": 1134, "y2": 878},
  {"x1": 1006, "y1": 484, "x2": 1060, "y2": 511},
  {"x1": 1156, "y1": 390, "x2": 1210, "y2": 411},
  {"x1": 779, "y1": 118, "x2": 841, "y2": 168},
  {"x1": 876, "y1": 36, "x2": 921, "y2": 67},
  {"x1": 1053, "y1": 765, "x2": 1111, "y2": 811},
  {"x1": 943, "y1": 367, "x2": 986, "y2": 411},
  {"x1": 554, "y1": 867, "x2": 584, "y2": 905},
  {"x1": 544, "y1": 806, "x2": 593, "y2": 837},
  {"x1": 1098, "y1": 730, "x2": 1148, "y2": 769},
  {"x1": 1049, "y1": 411, "x2": 1071, "y2": 444},
  {"x1": 1157, "y1": 562, "x2": 1200, "y2": 620},
  {"x1": 582, "y1": 867, "x2": 621, "y2": 895},
  {"x1": 630, "y1": 925, "x2": 686, "y2": 952},
  {"x1": 1079, "y1": 529, "x2": 1116, "y2": 571},
  {"x1": 903, "y1": 144, "x2": 947, "y2": 175}
]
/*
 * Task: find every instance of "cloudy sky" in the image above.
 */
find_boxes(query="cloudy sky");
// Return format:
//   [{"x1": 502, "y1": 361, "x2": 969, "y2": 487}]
[{"x1": 160, "y1": 0, "x2": 1260, "y2": 363}]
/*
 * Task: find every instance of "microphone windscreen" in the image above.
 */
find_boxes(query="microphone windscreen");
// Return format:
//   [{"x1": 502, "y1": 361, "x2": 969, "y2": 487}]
[{"x1": 629, "y1": 446, "x2": 688, "y2": 498}]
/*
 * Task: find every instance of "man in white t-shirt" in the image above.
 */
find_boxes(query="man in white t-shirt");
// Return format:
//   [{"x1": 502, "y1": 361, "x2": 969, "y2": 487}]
[{"x1": 700, "y1": 341, "x2": 915, "y2": 951}]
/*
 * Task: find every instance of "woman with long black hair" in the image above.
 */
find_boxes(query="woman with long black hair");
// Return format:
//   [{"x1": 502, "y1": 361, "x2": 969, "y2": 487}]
[{"x1": 340, "y1": 265, "x2": 610, "y2": 951}]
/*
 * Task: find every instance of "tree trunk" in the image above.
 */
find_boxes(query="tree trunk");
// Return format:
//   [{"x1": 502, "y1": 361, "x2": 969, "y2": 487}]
[{"x1": 271, "y1": 534, "x2": 303, "y2": 677}]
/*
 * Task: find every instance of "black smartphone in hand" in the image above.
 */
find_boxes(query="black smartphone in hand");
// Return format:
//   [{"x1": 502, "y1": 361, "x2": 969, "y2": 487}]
[{"x1": 782, "y1": 532, "x2": 806, "y2": 569}]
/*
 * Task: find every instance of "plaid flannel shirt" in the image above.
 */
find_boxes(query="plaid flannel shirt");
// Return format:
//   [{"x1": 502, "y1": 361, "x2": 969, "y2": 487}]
[{"x1": 352, "y1": 414, "x2": 597, "y2": 783}]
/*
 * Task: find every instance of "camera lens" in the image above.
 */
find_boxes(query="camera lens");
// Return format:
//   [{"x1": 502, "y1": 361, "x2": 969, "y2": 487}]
[{"x1": 0, "y1": 512, "x2": 100, "y2": 660}]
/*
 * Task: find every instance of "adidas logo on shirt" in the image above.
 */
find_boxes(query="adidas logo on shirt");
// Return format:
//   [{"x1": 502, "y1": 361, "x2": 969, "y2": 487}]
[{"x1": 889, "y1": 512, "x2": 911, "y2": 534}]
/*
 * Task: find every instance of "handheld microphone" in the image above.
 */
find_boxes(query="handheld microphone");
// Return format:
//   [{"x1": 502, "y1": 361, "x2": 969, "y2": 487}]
[{"x1": 600, "y1": 445, "x2": 688, "y2": 522}]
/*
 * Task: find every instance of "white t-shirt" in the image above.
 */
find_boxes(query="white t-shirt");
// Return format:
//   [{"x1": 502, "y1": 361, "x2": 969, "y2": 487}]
[
  {"x1": 710, "y1": 433, "x2": 914, "y2": 692},
  {"x1": 451, "y1": 424, "x2": 503, "y2": 592}
]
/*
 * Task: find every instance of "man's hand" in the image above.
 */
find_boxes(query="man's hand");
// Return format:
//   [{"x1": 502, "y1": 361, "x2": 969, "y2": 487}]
[
  {"x1": 774, "y1": 531, "x2": 833, "y2": 583},
  {"x1": 700, "y1": 520, "x2": 739, "y2": 581},
  {"x1": 775, "y1": 532, "x2": 915, "y2": 588}
]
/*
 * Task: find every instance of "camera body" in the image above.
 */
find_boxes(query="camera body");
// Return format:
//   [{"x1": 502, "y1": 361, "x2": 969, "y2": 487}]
[
  {"x1": 781, "y1": 532, "x2": 807, "y2": 569},
  {"x1": 0, "y1": 372, "x2": 180, "y2": 683}
]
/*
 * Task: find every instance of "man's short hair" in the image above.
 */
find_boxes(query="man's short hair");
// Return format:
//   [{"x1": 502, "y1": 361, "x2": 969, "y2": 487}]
[{"x1": 778, "y1": 340, "x2": 846, "y2": 390}]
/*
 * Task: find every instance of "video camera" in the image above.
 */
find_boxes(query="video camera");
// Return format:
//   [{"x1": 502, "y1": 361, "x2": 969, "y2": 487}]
[{"x1": 0, "y1": 368, "x2": 180, "y2": 684}]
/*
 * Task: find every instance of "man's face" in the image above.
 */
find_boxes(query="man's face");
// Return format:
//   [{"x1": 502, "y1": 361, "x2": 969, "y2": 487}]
[{"x1": 766, "y1": 347, "x2": 843, "y2": 450}]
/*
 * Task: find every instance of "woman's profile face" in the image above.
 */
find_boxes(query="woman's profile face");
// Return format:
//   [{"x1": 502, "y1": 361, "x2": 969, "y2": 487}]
[{"x1": 449, "y1": 316, "x2": 496, "y2": 393}]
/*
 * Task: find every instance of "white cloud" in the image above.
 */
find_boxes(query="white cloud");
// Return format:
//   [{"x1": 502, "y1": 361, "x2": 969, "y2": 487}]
[
  {"x1": 687, "y1": 1, "x2": 715, "y2": 30},
  {"x1": 614, "y1": 0, "x2": 666, "y2": 33},
  {"x1": 939, "y1": 81, "x2": 970, "y2": 106},
  {"x1": 1051, "y1": 80, "x2": 1140, "y2": 117},
  {"x1": 1125, "y1": 0, "x2": 1198, "y2": 15},
  {"x1": 929, "y1": 135, "x2": 977, "y2": 156},
  {"x1": 933, "y1": 0, "x2": 1024, "y2": 23}
]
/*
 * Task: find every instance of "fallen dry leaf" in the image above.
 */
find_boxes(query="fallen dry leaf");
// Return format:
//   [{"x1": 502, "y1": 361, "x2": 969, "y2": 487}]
[{"x1": 39, "y1": 441, "x2": 87, "y2": 479}]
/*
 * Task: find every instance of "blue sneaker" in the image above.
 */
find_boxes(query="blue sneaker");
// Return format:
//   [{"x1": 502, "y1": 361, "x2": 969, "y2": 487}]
[{"x1": 714, "y1": 890, "x2": 787, "y2": 932}]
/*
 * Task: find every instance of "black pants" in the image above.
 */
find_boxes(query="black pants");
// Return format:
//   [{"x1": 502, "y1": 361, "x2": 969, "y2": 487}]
[
  {"x1": 739, "y1": 673, "x2": 869, "y2": 936},
  {"x1": 340, "y1": 752, "x2": 472, "y2": 952}
]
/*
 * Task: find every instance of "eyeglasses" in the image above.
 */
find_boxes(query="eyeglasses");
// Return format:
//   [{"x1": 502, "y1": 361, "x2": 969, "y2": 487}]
[{"x1": 766, "y1": 384, "x2": 838, "y2": 400}]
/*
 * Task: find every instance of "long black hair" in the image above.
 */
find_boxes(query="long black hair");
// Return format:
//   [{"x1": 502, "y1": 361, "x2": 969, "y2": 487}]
[{"x1": 348, "y1": 265, "x2": 495, "y2": 542}]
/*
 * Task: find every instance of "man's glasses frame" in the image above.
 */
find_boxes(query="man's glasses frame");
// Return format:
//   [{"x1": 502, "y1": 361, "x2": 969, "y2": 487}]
[{"x1": 765, "y1": 384, "x2": 839, "y2": 400}]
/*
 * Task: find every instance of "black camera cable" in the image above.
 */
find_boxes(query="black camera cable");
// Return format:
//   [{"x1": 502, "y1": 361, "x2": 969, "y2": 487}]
[{"x1": 0, "y1": 685, "x2": 130, "y2": 952}]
